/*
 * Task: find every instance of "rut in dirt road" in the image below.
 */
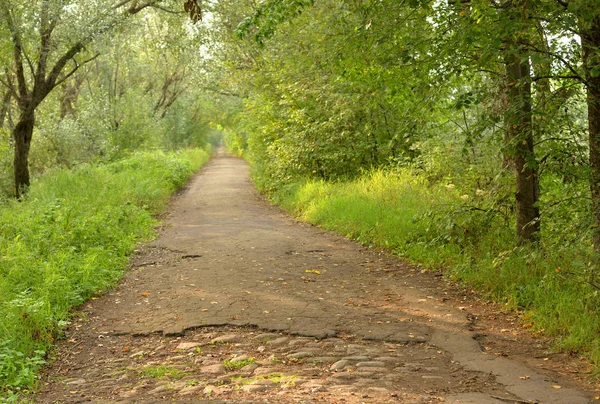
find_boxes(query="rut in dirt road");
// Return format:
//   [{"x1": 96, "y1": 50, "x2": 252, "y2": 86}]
[{"x1": 37, "y1": 152, "x2": 594, "y2": 403}]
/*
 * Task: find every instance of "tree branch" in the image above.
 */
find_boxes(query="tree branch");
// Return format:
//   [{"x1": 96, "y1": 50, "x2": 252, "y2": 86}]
[
  {"x1": 0, "y1": 4, "x2": 28, "y2": 100},
  {"x1": 532, "y1": 75, "x2": 583, "y2": 82},
  {"x1": 53, "y1": 54, "x2": 101, "y2": 89}
]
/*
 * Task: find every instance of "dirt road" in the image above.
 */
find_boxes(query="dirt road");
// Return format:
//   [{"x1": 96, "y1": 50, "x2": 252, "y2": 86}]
[{"x1": 37, "y1": 152, "x2": 597, "y2": 403}]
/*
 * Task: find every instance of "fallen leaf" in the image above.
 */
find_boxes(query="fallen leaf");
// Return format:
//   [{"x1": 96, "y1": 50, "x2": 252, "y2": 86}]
[
  {"x1": 123, "y1": 346, "x2": 130, "y2": 352},
  {"x1": 305, "y1": 269, "x2": 321, "y2": 274},
  {"x1": 140, "y1": 291, "x2": 150, "y2": 297},
  {"x1": 519, "y1": 375, "x2": 530, "y2": 380},
  {"x1": 552, "y1": 385, "x2": 562, "y2": 389}
]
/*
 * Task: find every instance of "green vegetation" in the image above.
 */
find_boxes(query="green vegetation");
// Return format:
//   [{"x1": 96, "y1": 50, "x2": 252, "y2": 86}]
[
  {"x1": 0, "y1": 148, "x2": 210, "y2": 398},
  {"x1": 137, "y1": 365, "x2": 189, "y2": 379},
  {"x1": 230, "y1": 373, "x2": 299, "y2": 387},
  {"x1": 222, "y1": 357, "x2": 256, "y2": 371}
]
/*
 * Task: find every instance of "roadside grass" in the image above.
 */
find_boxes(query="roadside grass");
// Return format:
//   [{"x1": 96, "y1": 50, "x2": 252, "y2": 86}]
[
  {"x1": 268, "y1": 168, "x2": 600, "y2": 369},
  {"x1": 0, "y1": 148, "x2": 210, "y2": 400}
]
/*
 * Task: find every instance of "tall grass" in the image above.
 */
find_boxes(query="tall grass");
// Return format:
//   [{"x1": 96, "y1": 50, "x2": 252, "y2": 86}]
[
  {"x1": 270, "y1": 168, "x2": 600, "y2": 368},
  {"x1": 0, "y1": 148, "x2": 210, "y2": 399}
]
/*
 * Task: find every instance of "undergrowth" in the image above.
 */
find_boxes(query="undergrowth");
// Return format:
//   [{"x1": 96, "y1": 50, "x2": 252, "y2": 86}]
[
  {"x1": 267, "y1": 168, "x2": 600, "y2": 369},
  {"x1": 0, "y1": 148, "x2": 210, "y2": 400}
]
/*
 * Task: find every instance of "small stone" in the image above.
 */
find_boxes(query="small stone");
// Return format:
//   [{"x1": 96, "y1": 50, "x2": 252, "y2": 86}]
[
  {"x1": 211, "y1": 334, "x2": 239, "y2": 344},
  {"x1": 288, "y1": 351, "x2": 314, "y2": 359},
  {"x1": 168, "y1": 355, "x2": 188, "y2": 362},
  {"x1": 117, "y1": 373, "x2": 130, "y2": 381},
  {"x1": 204, "y1": 385, "x2": 224, "y2": 395},
  {"x1": 201, "y1": 364, "x2": 226, "y2": 374},
  {"x1": 356, "y1": 361, "x2": 386, "y2": 368},
  {"x1": 176, "y1": 342, "x2": 202, "y2": 350},
  {"x1": 255, "y1": 333, "x2": 280, "y2": 341},
  {"x1": 149, "y1": 385, "x2": 169, "y2": 395},
  {"x1": 312, "y1": 356, "x2": 337, "y2": 364},
  {"x1": 368, "y1": 387, "x2": 390, "y2": 394},
  {"x1": 171, "y1": 381, "x2": 189, "y2": 389},
  {"x1": 267, "y1": 337, "x2": 288, "y2": 346},
  {"x1": 254, "y1": 367, "x2": 278, "y2": 376},
  {"x1": 342, "y1": 355, "x2": 370, "y2": 361},
  {"x1": 66, "y1": 378, "x2": 87, "y2": 386},
  {"x1": 345, "y1": 344, "x2": 365, "y2": 354},
  {"x1": 179, "y1": 385, "x2": 204, "y2": 395},
  {"x1": 360, "y1": 367, "x2": 387, "y2": 373},
  {"x1": 242, "y1": 384, "x2": 268, "y2": 392},
  {"x1": 303, "y1": 381, "x2": 326, "y2": 390},
  {"x1": 119, "y1": 389, "x2": 138, "y2": 398},
  {"x1": 241, "y1": 363, "x2": 260, "y2": 374},
  {"x1": 330, "y1": 360, "x2": 350, "y2": 371},
  {"x1": 374, "y1": 356, "x2": 399, "y2": 362},
  {"x1": 252, "y1": 379, "x2": 277, "y2": 386},
  {"x1": 230, "y1": 354, "x2": 250, "y2": 362}
]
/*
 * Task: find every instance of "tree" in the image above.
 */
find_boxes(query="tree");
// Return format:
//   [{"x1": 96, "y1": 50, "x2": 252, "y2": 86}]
[
  {"x1": 502, "y1": 0, "x2": 540, "y2": 243},
  {"x1": 0, "y1": 0, "x2": 171, "y2": 198},
  {"x1": 579, "y1": 7, "x2": 600, "y2": 252}
]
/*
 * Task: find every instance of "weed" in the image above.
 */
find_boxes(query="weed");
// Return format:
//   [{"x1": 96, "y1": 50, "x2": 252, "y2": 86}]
[
  {"x1": 137, "y1": 365, "x2": 187, "y2": 380},
  {"x1": 230, "y1": 373, "x2": 299, "y2": 387},
  {"x1": 222, "y1": 357, "x2": 256, "y2": 371}
]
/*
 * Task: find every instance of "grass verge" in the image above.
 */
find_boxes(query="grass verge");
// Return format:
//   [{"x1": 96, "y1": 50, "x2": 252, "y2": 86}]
[
  {"x1": 0, "y1": 148, "x2": 210, "y2": 400},
  {"x1": 267, "y1": 168, "x2": 600, "y2": 369}
]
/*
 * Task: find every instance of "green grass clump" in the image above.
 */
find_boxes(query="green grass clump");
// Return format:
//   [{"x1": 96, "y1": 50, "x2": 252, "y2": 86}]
[
  {"x1": 137, "y1": 365, "x2": 188, "y2": 379},
  {"x1": 222, "y1": 357, "x2": 256, "y2": 371},
  {"x1": 268, "y1": 167, "x2": 600, "y2": 369},
  {"x1": 0, "y1": 148, "x2": 210, "y2": 398}
]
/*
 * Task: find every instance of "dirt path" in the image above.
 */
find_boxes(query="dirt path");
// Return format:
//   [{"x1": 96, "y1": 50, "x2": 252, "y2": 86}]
[{"x1": 37, "y1": 152, "x2": 598, "y2": 403}]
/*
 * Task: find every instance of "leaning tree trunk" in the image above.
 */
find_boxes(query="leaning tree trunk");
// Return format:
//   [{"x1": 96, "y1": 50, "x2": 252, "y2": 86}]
[
  {"x1": 13, "y1": 109, "x2": 34, "y2": 199},
  {"x1": 584, "y1": 16, "x2": 600, "y2": 253},
  {"x1": 505, "y1": 51, "x2": 540, "y2": 244}
]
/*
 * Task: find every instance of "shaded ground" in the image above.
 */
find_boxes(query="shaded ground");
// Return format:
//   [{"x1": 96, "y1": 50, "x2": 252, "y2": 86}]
[{"x1": 36, "y1": 151, "x2": 598, "y2": 403}]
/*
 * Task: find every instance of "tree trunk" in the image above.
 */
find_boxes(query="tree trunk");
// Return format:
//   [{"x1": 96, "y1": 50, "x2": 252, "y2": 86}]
[
  {"x1": 0, "y1": 90, "x2": 11, "y2": 129},
  {"x1": 13, "y1": 110, "x2": 34, "y2": 199},
  {"x1": 505, "y1": 52, "x2": 540, "y2": 244},
  {"x1": 583, "y1": 16, "x2": 600, "y2": 253}
]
